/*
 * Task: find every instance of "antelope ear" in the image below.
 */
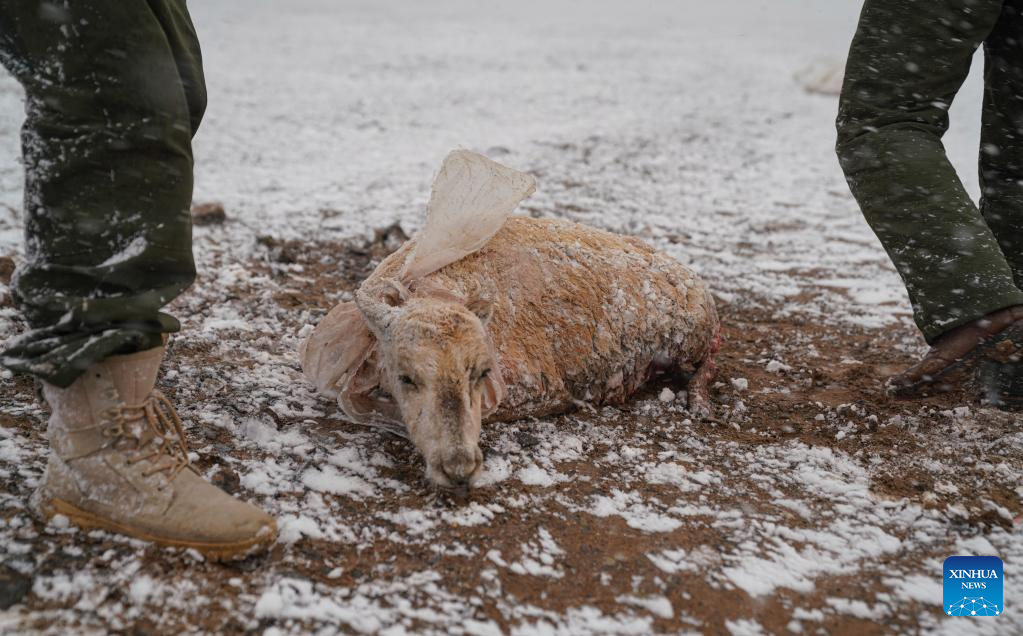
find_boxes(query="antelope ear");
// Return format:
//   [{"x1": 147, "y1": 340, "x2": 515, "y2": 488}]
[
  {"x1": 355, "y1": 281, "x2": 402, "y2": 339},
  {"x1": 465, "y1": 295, "x2": 495, "y2": 327}
]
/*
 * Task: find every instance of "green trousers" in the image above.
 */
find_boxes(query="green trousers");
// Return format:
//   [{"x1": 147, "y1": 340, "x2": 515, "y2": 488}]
[
  {"x1": 0, "y1": 1, "x2": 203, "y2": 387},
  {"x1": 837, "y1": 0, "x2": 1023, "y2": 343}
]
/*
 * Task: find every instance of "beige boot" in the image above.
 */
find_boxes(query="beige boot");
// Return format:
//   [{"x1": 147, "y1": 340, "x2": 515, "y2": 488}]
[{"x1": 31, "y1": 346, "x2": 277, "y2": 560}]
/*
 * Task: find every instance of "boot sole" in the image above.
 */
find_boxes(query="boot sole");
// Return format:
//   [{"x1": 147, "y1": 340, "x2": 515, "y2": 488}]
[
  {"x1": 41, "y1": 497, "x2": 277, "y2": 561},
  {"x1": 890, "y1": 321, "x2": 1023, "y2": 399}
]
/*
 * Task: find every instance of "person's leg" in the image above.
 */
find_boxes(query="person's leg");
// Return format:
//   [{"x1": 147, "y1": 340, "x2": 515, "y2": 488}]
[
  {"x1": 0, "y1": 1, "x2": 276, "y2": 558},
  {"x1": 0, "y1": 0, "x2": 202, "y2": 387},
  {"x1": 979, "y1": 0, "x2": 1023, "y2": 284},
  {"x1": 836, "y1": 0, "x2": 1023, "y2": 345},
  {"x1": 145, "y1": 0, "x2": 207, "y2": 136},
  {"x1": 974, "y1": 0, "x2": 1023, "y2": 404}
]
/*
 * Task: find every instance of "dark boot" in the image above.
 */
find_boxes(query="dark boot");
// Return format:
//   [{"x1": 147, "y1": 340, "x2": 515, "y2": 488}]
[
  {"x1": 977, "y1": 361, "x2": 1023, "y2": 410},
  {"x1": 888, "y1": 306, "x2": 1023, "y2": 398}
]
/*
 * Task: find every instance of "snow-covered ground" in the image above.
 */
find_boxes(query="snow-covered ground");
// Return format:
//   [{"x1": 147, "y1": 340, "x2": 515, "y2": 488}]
[
  {"x1": 0, "y1": 0, "x2": 991, "y2": 322},
  {"x1": 1, "y1": 1, "x2": 1020, "y2": 634}
]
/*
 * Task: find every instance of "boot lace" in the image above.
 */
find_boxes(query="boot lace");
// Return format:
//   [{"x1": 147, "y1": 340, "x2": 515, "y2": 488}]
[{"x1": 103, "y1": 390, "x2": 191, "y2": 482}]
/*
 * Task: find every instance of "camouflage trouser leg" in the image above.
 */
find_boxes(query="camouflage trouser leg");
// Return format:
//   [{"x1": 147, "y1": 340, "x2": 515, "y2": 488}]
[
  {"x1": 980, "y1": 2, "x2": 1023, "y2": 290},
  {"x1": 0, "y1": 0, "x2": 205, "y2": 387},
  {"x1": 836, "y1": 0, "x2": 1023, "y2": 343}
]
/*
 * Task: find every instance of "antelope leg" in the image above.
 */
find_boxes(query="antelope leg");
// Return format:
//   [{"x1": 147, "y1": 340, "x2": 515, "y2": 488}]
[{"x1": 686, "y1": 356, "x2": 717, "y2": 420}]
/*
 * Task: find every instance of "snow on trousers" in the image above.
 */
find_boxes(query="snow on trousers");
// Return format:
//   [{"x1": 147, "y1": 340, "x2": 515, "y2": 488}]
[
  {"x1": 0, "y1": 0, "x2": 203, "y2": 387},
  {"x1": 837, "y1": 0, "x2": 1023, "y2": 343}
]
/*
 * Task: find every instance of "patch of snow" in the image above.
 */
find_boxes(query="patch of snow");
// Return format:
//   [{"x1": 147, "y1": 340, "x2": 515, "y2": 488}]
[
  {"x1": 302, "y1": 465, "x2": 376, "y2": 499},
  {"x1": 588, "y1": 490, "x2": 683, "y2": 533},
  {"x1": 616, "y1": 595, "x2": 673, "y2": 619},
  {"x1": 726, "y1": 618, "x2": 765, "y2": 636}
]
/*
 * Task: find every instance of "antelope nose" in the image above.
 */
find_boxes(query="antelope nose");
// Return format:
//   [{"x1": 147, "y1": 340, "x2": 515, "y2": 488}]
[{"x1": 440, "y1": 447, "x2": 483, "y2": 486}]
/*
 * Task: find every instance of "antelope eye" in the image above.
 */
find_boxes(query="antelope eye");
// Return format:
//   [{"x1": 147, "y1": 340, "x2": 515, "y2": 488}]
[
  {"x1": 478, "y1": 368, "x2": 491, "y2": 381},
  {"x1": 399, "y1": 375, "x2": 416, "y2": 388}
]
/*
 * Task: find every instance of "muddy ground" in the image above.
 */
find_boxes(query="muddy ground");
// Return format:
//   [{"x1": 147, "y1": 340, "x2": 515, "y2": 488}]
[{"x1": 2, "y1": 232, "x2": 1020, "y2": 635}]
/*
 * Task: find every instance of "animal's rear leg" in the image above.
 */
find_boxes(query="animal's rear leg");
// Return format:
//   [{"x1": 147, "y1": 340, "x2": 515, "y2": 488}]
[
  {"x1": 686, "y1": 356, "x2": 716, "y2": 420},
  {"x1": 685, "y1": 331, "x2": 721, "y2": 420}
]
